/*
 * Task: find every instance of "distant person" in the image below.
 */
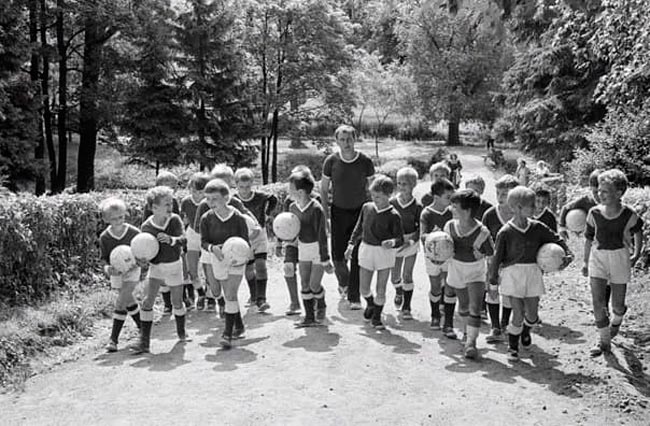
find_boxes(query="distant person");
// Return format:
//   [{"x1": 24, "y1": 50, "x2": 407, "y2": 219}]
[
  {"x1": 536, "y1": 160, "x2": 551, "y2": 178},
  {"x1": 446, "y1": 153, "x2": 463, "y2": 187},
  {"x1": 320, "y1": 125, "x2": 375, "y2": 310},
  {"x1": 420, "y1": 161, "x2": 453, "y2": 207},
  {"x1": 515, "y1": 158, "x2": 530, "y2": 187},
  {"x1": 486, "y1": 135, "x2": 495, "y2": 151}
]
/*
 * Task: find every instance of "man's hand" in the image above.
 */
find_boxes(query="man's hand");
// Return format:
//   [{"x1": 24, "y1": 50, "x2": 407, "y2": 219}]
[
  {"x1": 323, "y1": 261, "x2": 334, "y2": 274},
  {"x1": 344, "y1": 245, "x2": 354, "y2": 260}
]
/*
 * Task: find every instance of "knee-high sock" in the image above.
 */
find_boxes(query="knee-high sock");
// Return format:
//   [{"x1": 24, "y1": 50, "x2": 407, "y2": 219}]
[
  {"x1": 301, "y1": 290, "x2": 315, "y2": 320},
  {"x1": 501, "y1": 307, "x2": 512, "y2": 331},
  {"x1": 173, "y1": 307, "x2": 186, "y2": 338},
  {"x1": 162, "y1": 291, "x2": 172, "y2": 308},
  {"x1": 443, "y1": 295, "x2": 456, "y2": 329},
  {"x1": 285, "y1": 275, "x2": 299, "y2": 306},
  {"x1": 247, "y1": 275, "x2": 257, "y2": 301},
  {"x1": 126, "y1": 304, "x2": 141, "y2": 329},
  {"x1": 402, "y1": 282, "x2": 414, "y2": 311},
  {"x1": 429, "y1": 292, "x2": 441, "y2": 319},
  {"x1": 110, "y1": 310, "x2": 127, "y2": 344},
  {"x1": 313, "y1": 287, "x2": 326, "y2": 309},
  {"x1": 487, "y1": 302, "x2": 500, "y2": 329},
  {"x1": 256, "y1": 279, "x2": 267, "y2": 303},
  {"x1": 507, "y1": 324, "x2": 522, "y2": 352}
]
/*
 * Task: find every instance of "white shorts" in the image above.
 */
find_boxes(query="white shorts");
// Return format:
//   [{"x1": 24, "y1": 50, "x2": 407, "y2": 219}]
[
  {"x1": 396, "y1": 237, "x2": 419, "y2": 258},
  {"x1": 447, "y1": 259, "x2": 486, "y2": 289},
  {"x1": 249, "y1": 229, "x2": 268, "y2": 256},
  {"x1": 499, "y1": 263, "x2": 544, "y2": 298},
  {"x1": 589, "y1": 248, "x2": 631, "y2": 284},
  {"x1": 148, "y1": 259, "x2": 184, "y2": 287},
  {"x1": 200, "y1": 248, "x2": 212, "y2": 264},
  {"x1": 425, "y1": 258, "x2": 449, "y2": 277},
  {"x1": 186, "y1": 227, "x2": 201, "y2": 252},
  {"x1": 210, "y1": 254, "x2": 245, "y2": 280},
  {"x1": 358, "y1": 242, "x2": 396, "y2": 271},
  {"x1": 110, "y1": 267, "x2": 141, "y2": 290}
]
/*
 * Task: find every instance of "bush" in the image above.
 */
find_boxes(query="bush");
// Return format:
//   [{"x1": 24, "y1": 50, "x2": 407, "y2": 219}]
[
  {"x1": 407, "y1": 157, "x2": 429, "y2": 179},
  {"x1": 277, "y1": 151, "x2": 327, "y2": 181},
  {"x1": 376, "y1": 160, "x2": 408, "y2": 182}
]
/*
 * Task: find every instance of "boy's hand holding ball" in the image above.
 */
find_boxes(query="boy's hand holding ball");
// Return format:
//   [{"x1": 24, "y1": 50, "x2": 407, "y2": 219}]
[
  {"x1": 157, "y1": 232, "x2": 172, "y2": 244},
  {"x1": 210, "y1": 244, "x2": 224, "y2": 261}
]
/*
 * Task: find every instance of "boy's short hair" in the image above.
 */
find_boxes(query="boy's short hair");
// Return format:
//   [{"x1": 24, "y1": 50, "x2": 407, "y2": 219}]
[
  {"x1": 464, "y1": 176, "x2": 485, "y2": 193},
  {"x1": 507, "y1": 186, "x2": 535, "y2": 209},
  {"x1": 589, "y1": 169, "x2": 604, "y2": 188},
  {"x1": 188, "y1": 172, "x2": 210, "y2": 191},
  {"x1": 396, "y1": 167, "x2": 418, "y2": 186},
  {"x1": 532, "y1": 185, "x2": 551, "y2": 200},
  {"x1": 598, "y1": 168, "x2": 628, "y2": 193},
  {"x1": 156, "y1": 170, "x2": 178, "y2": 187},
  {"x1": 431, "y1": 178, "x2": 455, "y2": 197},
  {"x1": 99, "y1": 197, "x2": 127, "y2": 220},
  {"x1": 495, "y1": 174, "x2": 520, "y2": 190},
  {"x1": 291, "y1": 164, "x2": 311, "y2": 174},
  {"x1": 334, "y1": 124, "x2": 357, "y2": 141},
  {"x1": 146, "y1": 185, "x2": 175, "y2": 206},
  {"x1": 289, "y1": 170, "x2": 315, "y2": 194},
  {"x1": 204, "y1": 179, "x2": 231, "y2": 197},
  {"x1": 429, "y1": 161, "x2": 451, "y2": 177},
  {"x1": 210, "y1": 163, "x2": 234, "y2": 181},
  {"x1": 450, "y1": 189, "x2": 481, "y2": 217},
  {"x1": 234, "y1": 168, "x2": 255, "y2": 182},
  {"x1": 369, "y1": 174, "x2": 394, "y2": 196}
]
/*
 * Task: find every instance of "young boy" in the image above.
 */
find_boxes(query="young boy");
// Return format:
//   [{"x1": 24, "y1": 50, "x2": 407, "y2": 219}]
[
  {"x1": 134, "y1": 186, "x2": 188, "y2": 354},
  {"x1": 233, "y1": 167, "x2": 278, "y2": 312},
  {"x1": 142, "y1": 170, "x2": 181, "y2": 316},
  {"x1": 533, "y1": 185, "x2": 557, "y2": 232},
  {"x1": 420, "y1": 178, "x2": 455, "y2": 332},
  {"x1": 444, "y1": 190, "x2": 494, "y2": 358},
  {"x1": 482, "y1": 174, "x2": 519, "y2": 343},
  {"x1": 465, "y1": 175, "x2": 493, "y2": 221},
  {"x1": 200, "y1": 179, "x2": 251, "y2": 348},
  {"x1": 180, "y1": 172, "x2": 211, "y2": 310},
  {"x1": 347, "y1": 175, "x2": 404, "y2": 330},
  {"x1": 390, "y1": 167, "x2": 422, "y2": 320},
  {"x1": 288, "y1": 169, "x2": 333, "y2": 327},
  {"x1": 489, "y1": 186, "x2": 572, "y2": 361},
  {"x1": 558, "y1": 169, "x2": 603, "y2": 240},
  {"x1": 583, "y1": 169, "x2": 644, "y2": 357},
  {"x1": 421, "y1": 161, "x2": 452, "y2": 207},
  {"x1": 98, "y1": 198, "x2": 142, "y2": 352}
]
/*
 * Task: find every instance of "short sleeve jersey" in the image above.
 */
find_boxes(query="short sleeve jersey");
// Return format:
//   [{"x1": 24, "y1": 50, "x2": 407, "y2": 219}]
[
  {"x1": 475, "y1": 198, "x2": 493, "y2": 221},
  {"x1": 140, "y1": 214, "x2": 184, "y2": 264},
  {"x1": 193, "y1": 197, "x2": 256, "y2": 232},
  {"x1": 180, "y1": 196, "x2": 200, "y2": 228},
  {"x1": 390, "y1": 196, "x2": 423, "y2": 236},
  {"x1": 482, "y1": 206, "x2": 508, "y2": 242},
  {"x1": 99, "y1": 224, "x2": 140, "y2": 263},
  {"x1": 322, "y1": 151, "x2": 375, "y2": 210},
  {"x1": 289, "y1": 199, "x2": 329, "y2": 262},
  {"x1": 234, "y1": 191, "x2": 278, "y2": 225},
  {"x1": 444, "y1": 220, "x2": 494, "y2": 262},
  {"x1": 585, "y1": 205, "x2": 643, "y2": 250},
  {"x1": 535, "y1": 208, "x2": 558, "y2": 232},
  {"x1": 349, "y1": 202, "x2": 404, "y2": 248},
  {"x1": 199, "y1": 208, "x2": 250, "y2": 248},
  {"x1": 420, "y1": 206, "x2": 453, "y2": 234}
]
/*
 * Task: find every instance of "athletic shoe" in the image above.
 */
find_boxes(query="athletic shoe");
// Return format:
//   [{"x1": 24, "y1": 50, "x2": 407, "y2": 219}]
[
  {"x1": 338, "y1": 286, "x2": 348, "y2": 299},
  {"x1": 464, "y1": 345, "x2": 478, "y2": 360},
  {"x1": 590, "y1": 342, "x2": 611, "y2": 357},
  {"x1": 220, "y1": 334, "x2": 232, "y2": 349},
  {"x1": 296, "y1": 317, "x2": 318, "y2": 328},
  {"x1": 610, "y1": 323, "x2": 621, "y2": 338},
  {"x1": 485, "y1": 328, "x2": 502, "y2": 344},
  {"x1": 130, "y1": 343, "x2": 150, "y2": 355},
  {"x1": 521, "y1": 328, "x2": 532, "y2": 348},
  {"x1": 257, "y1": 301, "x2": 270, "y2": 313},
  {"x1": 363, "y1": 306, "x2": 374, "y2": 322},
  {"x1": 232, "y1": 327, "x2": 246, "y2": 340},
  {"x1": 285, "y1": 304, "x2": 301, "y2": 316},
  {"x1": 206, "y1": 298, "x2": 216, "y2": 313},
  {"x1": 163, "y1": 305, "x2": 172, "y2": 316},
  {"x1": 401, "y1": 310, "x2": 413, "y2": 320},
  {"x1": 507, "y1": 349, "x2": 519, "y2": 362},
  {"x1": 349, "y1": 302, "x2": 362, "y2": 310},
  {"x1": 196, "y1": 296, "x2": 206, "y2": 311},
  {"x1": 394, "y1": 288, "x2": 403, "y2": 309},
  {"x1": 430, "y1": 317, "x2": 441, "y2": 330},
  {"x1": 443, "y1": 326, "x2": 458, "y2": 340},
  {"x1": 372, "y1": 319, "x2": 386, "y2": 330},
  {"x1": 106, "y1": 340, "x2": 118, "y2": 353}
]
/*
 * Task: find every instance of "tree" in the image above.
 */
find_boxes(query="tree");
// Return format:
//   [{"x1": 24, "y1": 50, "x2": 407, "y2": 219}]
[
  {"x1": 242, "y1": 0, "x2": 355, "y2": 183},
  {"x1": 398, "y1": 0, "x2": 510, "y2": 145}
]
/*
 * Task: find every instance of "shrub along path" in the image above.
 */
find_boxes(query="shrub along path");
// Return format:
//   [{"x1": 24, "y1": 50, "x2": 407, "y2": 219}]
[{"x1": 2, "y1": 148, "x2": 649, "y2": 425}]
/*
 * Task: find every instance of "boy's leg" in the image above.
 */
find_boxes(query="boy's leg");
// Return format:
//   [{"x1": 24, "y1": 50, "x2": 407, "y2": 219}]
[
  {"x1": 298, "y1": 261, "x2": 316, "y2": 325},
  {"x1": 108, "y1": 288, "x2": 128, "y2": 351},
  {"x1": 203, "y1": 263, "x2": 218, "y2": 313},
  {"x1": 590, "y1": 277, "x2": 611, "y2": 356},
  {"x1": 609, "y1": 283, "x2": 627, "y2": 338},
  {"x1": 122, "y1": 281, "x2": 141, "y2": 329},
  {"x1": 454, "y1": 287, "x2": 469, "y2": 338},
  {"x1": 134, "y1": 278, "x2": 162, "y2": 354},
  {"x1": 284, "y1": 261, "x2": 300, "y2": 315},
  {"x1": 170, "y1": 284, "x2": 188, "y2": 341},
  {"x1": 187, "y1": 250, "x2": 203, "y2": 309},
  {"x1": 245, "y1": 261, "x2": 257, "y2": 306},
  {"x1": 255, "y1": 256, "x2": 270, "y2": 312},
  {"x1": 465, "y1": 282, "x2": 484, "y2": 358},
  {"x1": 310, "y1": 263, "x2": 326, "y2": 321},
  {"x1": 485, "y1": 284, "x2": 502, "y2": 342},
  {"x1": 501, "y1": 295, "x2": 512, "y2": 331},
  {"x1": 391, "y1": 256, "x2": 404, "y2": 309},
  {"x1": 359, "y1": 267, "x2": 375, "y2": 322},
  {"x1": 507, "y1": 297, "x2": 525, "y2": 361},
  {"x1": 521, "y1": 296, "x2": 540, "y2": 348},
  {"x1": 160, "y1": 285, "x2": 172, "y2": 315},
  {"x1": 221, "y1": 274, "x2": 243, "y2": 346},
  {"x1": 372, "y1": 269, "x2": 390, "y2": 329},
  {"x1": 400, "y1": 255, "x2": 417, "y2": 318},
  {"x1": 428, "y1": 274, "x2": 443, "y2": 329},
  {"x1": 443, "y1": 286, "x2": 458, "y2": 339}
]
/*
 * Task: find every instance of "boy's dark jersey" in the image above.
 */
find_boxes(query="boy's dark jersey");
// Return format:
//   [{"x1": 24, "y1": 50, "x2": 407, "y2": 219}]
[
  {"x1": 199, "y1": 208, "x2": 250, "y2": 248},
  {"x1": 140, "y1": 214, "x2": 184, "y2": 264},
  {"x1": 180, "y1": 196, "x2": 200, "y2": 228},
  {"x1": 99, "y1": 224, "x2": 140, "y2": 263},
  {"x1": 349, "y1": 202, "x2": 404, "y2": 248},
  {"x1": 289, "y1": 199, "x2": 329, "y2": 262},
  {"x1": 585, "y1": 204, "x2": 643, "y2": 250},
  {"x1": 233, "y1": 191, "x2": 278, "y2": 226},
  {"x1": 482, "y1": 206, "x2": 508, "y2": 242},
  {"x1": 475, "y1": 198, "x2": 493, "y2": 221},
  {"x1": 390, "y1": 196, "x2": 422, "y2": 236},
  {"x1": 535, "y1": 207, "x2": 558, "y2": 232},
  {"x1": 420, "y1": 206, "x2": 453, "y2": 234},
  {"x1": 192, "y1": 197, "x2": 255, "y2": 232},
  {"x1": 143, "y1": 197, "x2": 180, "y2": 223}
]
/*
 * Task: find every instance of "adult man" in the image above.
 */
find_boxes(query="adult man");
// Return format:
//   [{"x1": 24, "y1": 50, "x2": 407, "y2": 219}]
[{"x1": 320, "y1": 125, "x2": 375, "y2": 309}]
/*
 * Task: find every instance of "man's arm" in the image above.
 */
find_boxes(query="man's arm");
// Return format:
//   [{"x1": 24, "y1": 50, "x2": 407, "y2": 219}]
[{"x1": 320, "y1": 176, "x2": 331, "y2": 221}]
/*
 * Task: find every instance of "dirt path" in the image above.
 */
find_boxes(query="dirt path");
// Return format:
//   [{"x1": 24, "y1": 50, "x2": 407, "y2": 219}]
[{"x1": 2, "y1": 148, "x2": 649, "y2": 425}]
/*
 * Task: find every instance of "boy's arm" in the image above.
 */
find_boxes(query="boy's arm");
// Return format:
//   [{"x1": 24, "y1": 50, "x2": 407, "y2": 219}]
[
  {"x1": 389, "y1": 215, "x2": 404, "y2": 248},
  {"x1": 200, "y1": 215, "x2": 211, "y2": 251},
  {"x1": 488, "y1": 232, "x2": 505, "y2": 286},
  {"x1": 582, "y1": 210, "x2": 595, "y2": 275}
]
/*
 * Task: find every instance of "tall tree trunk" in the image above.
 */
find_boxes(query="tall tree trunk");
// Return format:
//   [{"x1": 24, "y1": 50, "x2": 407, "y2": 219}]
[
  {"x1": 260, "y1": 136, "x2": 268, "y2": 184},
  {"x1": 447, "y1": 120, "x2": 460, "y2": 146},
  {"x1": 30, "y1": 0, "x2": 46, "y2": 195},
  {"x1": 198, "y1": 98, "x2": 207, "y2": 170},
  {"x1": 40, "y1": 0, "x2": 57, "y2": 191},
  {"x1": 196, "y1": 1, "x2": 208, "y2": 170},
  {"x1": 55, "y1": 0, "x2": 67, "y2": 192},
  {"x1": 271, "y1": 109, "x2": 279, "y2": 182},
  {"x1": 77, "y1": 15, "x2": 102, "y2": 193},
  {"x1": 289, "y1": 97, "x2": 304, "y2": 149}
]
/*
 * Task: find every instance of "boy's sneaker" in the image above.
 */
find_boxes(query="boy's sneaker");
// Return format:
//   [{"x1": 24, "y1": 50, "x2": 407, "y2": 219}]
[
  {"x1": 296, "y1": 317, "x2": 318, "y2": 328},
  {"x1": 363, "y1": 306, "x2": 374, "y2": 322},
  {"x1": 349, "y1": 302, "x2": 362, "y2": 310},
  {"x1": 106, "y1": 340, "x2": 118, "y2": 353},
  {"x1": 206, "y1": 298, "x2": 216, "y2": 313},
  {"x1": 196, "y1": 296, "x2": 206, "y2": 311},
  {"x1": 220, "y1": 334, "x2": 232, "y2": 349},
  {"x1": 464, "y1": 345, "x2": 478, "y2": 360},
  {"x1": 521, "y1": 329, "x2": 532, "y2": 348},
  {"x1": 338, "y1": 286, "x2": 348, "y2": 299},
  {"x1": 184, "y1": 298, "x2": 195, "y2": 311},
  {"x1": 401, "y1": 310, "x2": 413, "y2": 320},
  {"x1": 430, "y1": 317, "x2": 441, "y2": 330},
  {"x1": 257, "y1": 301, "x2": 270, "y2": 313},
  {"x1": 372, "y1": 319, "x2": 386, "y2": 330},
  {"x1": 590, "y1": 342, "x2": 611, "y2": 357},
  {"x1": 443, "y1": 326, "x2": 458, "y2": 340},
  {"x1": 507, "y1": 349, "x2": 519, "y2": 362},
  {"x1": 486, "y1": 328, "x2": 502, "y2": 343},
  {"x1": 232, "y1": 327, "x2": 246, "y2": 340},
  {"x1": 285, "y1": 304, "x2": 301, "y2": 316},
  {"x1": 163, "y1": 305, "x2": 172, "y2": 316},
  {"x1": 394, "y1": 288, "x2": 403, "y2": 309}
]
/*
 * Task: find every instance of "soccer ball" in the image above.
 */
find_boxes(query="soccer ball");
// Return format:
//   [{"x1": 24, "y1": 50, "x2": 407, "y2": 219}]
[
  {"x1": 222, "y1": 237, "x2": 251, "y2": 266},
  {"x1": 130, "y1": 233, "x2": 160, "y2": 261},
  {"x1": 537, "y1": 243, "x2": 565, "y2": 273},
  {"x1": 273, "y1": 212, "x2": 300, "y2": 241},
  {"x1": 566, "y1": 209, "x2": 587, "y2": 233},
  {"x1": 110, "y1": 245, "x2": 137, "y2": 274},
  {"x1": 424, "y1": 231, "x2": 454, "y2": 262}
]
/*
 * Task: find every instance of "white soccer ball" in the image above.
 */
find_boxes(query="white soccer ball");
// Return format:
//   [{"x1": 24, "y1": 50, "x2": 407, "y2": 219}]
[
  {"x1": 566, "y1": 209, "x2": 587, "y2": 233},
  {"x1": 222, "y1": 237, "x2": 251, "y2": 266},
  {"x1": 424, "y1": 231, "x2": 454, "y2": 262},
  {"x1": 130, "y1": 233, "x2": 160, "y2": 261},
  {"x1": 110, "y1": 245, "x2": 137, "y2": 274},
  {"x1": 273, "y1": 212, "x2": 300, "y2": 241},
  {"x1": 537, "y1": 243, "x2": 565, "y2": 273}
]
